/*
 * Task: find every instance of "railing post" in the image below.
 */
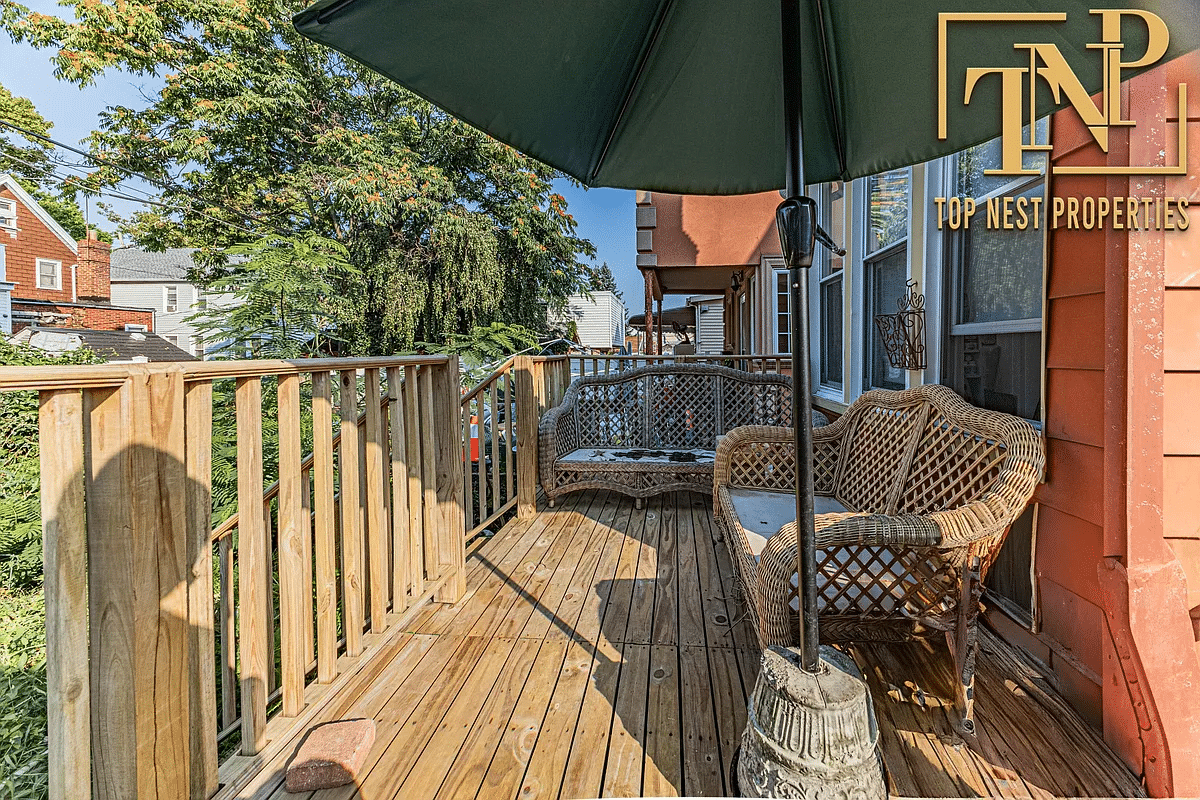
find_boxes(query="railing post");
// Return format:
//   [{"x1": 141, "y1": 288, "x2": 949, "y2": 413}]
[
  {"x1": 432, "y1": 356, "x2": 466, "y2": 602},
  {"x1": 85, "y1": 367, "x2": 191, "y2": 797},
  {"x1": 184, "y1": 380, "x2": 218, "y2": 796},
  {"x1": 515, "y1": 355, "x2": 539, "y2": 519},
  {"x1": 235, "y1": 375, "x2": 269, "y2": 755},
  {"x1": 40, "y1": 389, "x2": 89, "y2": 800}
]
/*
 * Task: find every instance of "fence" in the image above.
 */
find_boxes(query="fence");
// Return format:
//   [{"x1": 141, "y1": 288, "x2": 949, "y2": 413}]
[{"x1": 0, "y1": 356, "x2": 465, "y2": 800}]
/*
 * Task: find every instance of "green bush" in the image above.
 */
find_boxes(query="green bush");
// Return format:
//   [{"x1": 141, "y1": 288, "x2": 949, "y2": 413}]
[{"x1": 0, "y1": 339, "x2": 102, "y2": 800}]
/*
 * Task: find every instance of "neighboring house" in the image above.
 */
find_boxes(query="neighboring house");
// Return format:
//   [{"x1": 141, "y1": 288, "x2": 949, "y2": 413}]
[
  {"x1": 560, "y1": 291, "x2": 627, "y2": 351},
  {"x1": 0, "y1": 173, "x2": 154, "y2": 334},
  {"x1": 634, "y1": 51, "x2": 1200, "y2": 790},
  {"x1": 11, "y1": 325, "x2": 197, "y2": 363},
  {"x1": 109, "y1": 247, "x2": 239, "y2": 359},
  {"x1": 687, "y1": 295, "x2": 724, "y2": 354}
]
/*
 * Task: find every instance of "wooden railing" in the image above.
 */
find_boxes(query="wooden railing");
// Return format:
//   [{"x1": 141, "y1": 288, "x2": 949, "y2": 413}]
[{"x1": 0, "y1": 355, "x2": 466, "y2": 800}]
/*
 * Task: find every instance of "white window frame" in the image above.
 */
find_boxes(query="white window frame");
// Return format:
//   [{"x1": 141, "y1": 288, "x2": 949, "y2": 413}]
[
  {"x1": 124, "y1": 323, "x2": 148, "y2": 332},
  {"x1": 164, "y1": 284, "x2": 179, "y2": 313},
  {"x1": 861, "y1": 168, "x2": 913, "y2": 393},
  {"x1": 935, "y1": 142, "x2": 1048, "y2": 427},
  {"x1": 36, "y1": 258, "x2": 62, "y2": 291},
  {"x1": 0, "y1": 198, "x2": 16, "y2": 231},
  {"x1": 809, "y1": 183, "x2": 846, "y2": 395}
]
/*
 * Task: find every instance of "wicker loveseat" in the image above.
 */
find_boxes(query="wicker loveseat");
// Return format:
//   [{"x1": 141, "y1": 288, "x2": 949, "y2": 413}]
[
  {"x1": 538, "y1": 364, "x2": 793, "y2": 505},
  {"x1": 713, "y1": 384, "x2": 1044, "y2": 733}
]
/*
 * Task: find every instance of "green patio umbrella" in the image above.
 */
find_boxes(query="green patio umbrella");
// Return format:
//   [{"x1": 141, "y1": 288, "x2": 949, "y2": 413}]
[{"x1": 294, "y1": 0, "x2": 1198, "y2": 670}]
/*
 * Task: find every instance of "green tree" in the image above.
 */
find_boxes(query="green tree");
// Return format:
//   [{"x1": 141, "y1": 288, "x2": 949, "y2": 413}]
[
  {"x1": 193, "y1": 232, "x2": 356, "y2": 358},
  {"x1": 587, "y1": 261, "x2": 622, "y2": 299},
  {"x1": 0, "y1": 82, "x2": 109, "y2": 241},
  {"x1": 3, "y1": 0, "x2": 594, "y2": 352}
]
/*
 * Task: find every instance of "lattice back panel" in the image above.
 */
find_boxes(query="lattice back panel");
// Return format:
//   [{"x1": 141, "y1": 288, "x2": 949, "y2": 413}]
[
  {"x1": 813, "y1": 439, "x2": 840, "y2": 495},
  {"x1": 785, "y1": 546, "x2": 959, "y2": 621},
  {"x1": 721, "y1": 380, "x2": 792, "y2": 431},
  {"x1": 834, "y1": 404, "x2": 924, "y2": 513},
  {"x1": 575, "y1": 380, "x2": 647, "y2": 448},
  {"x1": 728, "y1": 441, "x2": 796, "y2": 491},
  {"x1": 646, "y1": 373, "x2": 718, "y2": 449},
  {"x1": 897, "y1": 413, "x2": 1007, "y2": 514}
]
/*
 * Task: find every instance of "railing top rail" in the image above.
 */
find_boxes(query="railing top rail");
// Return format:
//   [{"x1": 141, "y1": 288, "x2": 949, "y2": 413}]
[
  {"x1": 461, "y1": 356, "x2": 517, "y2": 405},
  {"x1": 0, "y1": 354, "x2": 450, "y2": 392}
]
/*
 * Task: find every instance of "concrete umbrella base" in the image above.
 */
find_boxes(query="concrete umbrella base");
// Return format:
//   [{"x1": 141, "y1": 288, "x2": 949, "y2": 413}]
[{"x1": 735, "y1": 644, "x2": 886, "y2": 799}]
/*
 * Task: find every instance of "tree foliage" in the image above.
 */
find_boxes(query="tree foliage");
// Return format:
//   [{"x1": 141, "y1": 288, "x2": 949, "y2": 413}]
[
  {"x1": 0, "y1": 339, "x2": 103, "y2": 591},
  {"x1": 3, "y1": 0, "x2": 595, "y2": 353},
  {"x1": 0, "y1": 81, "x2": 108, "y2": 241}
]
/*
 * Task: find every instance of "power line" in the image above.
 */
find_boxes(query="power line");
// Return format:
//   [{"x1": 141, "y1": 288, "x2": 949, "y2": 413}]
[
  {"x1": 0, "y1": 117, "x2": 289, "y2": 236},
  {"x1": 1, "y1": 147, "x2": 268, "y2": 237}
]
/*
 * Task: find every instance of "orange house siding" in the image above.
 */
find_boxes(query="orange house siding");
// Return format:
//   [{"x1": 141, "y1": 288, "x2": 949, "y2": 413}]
[
  {"x1": 1039, "y1": 52, "x2": 1200, "y2": 795},
  {"x1": 649, "y1": 191, "x2": 781, "y2": 268}
]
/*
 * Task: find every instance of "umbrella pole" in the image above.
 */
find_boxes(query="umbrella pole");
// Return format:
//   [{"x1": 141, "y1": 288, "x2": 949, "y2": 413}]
[{"x1": 780, "y1": 0, "x2": 820, "y2": 674}]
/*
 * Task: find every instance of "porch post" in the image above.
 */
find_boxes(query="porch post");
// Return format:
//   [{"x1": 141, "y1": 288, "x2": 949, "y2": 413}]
[{"x1": 644, "y1": 269, "x2": 656, "y2": 355}]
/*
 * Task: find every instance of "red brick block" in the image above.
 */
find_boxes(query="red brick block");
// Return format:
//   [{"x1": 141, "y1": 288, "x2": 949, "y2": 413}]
[{"x1": 284, "y1": 719, "x2": 375, "y2": 793}]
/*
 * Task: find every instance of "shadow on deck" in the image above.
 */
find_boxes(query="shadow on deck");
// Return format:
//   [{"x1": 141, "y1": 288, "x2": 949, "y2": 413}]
[{"x1": 239, "y1": 490, "x2": 1142, "y2": 799}]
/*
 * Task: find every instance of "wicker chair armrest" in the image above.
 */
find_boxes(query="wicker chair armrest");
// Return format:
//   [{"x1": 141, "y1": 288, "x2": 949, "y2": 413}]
[
  {"x1": 537, "y1": 400, "x2": 577, "y2": 488},
  {"x1": 713, "y1": 424, "x2": 845, "y2": 495}
]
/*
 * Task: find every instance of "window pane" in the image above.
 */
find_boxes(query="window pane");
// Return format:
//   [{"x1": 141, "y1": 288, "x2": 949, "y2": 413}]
[
  {"x1": 776, "y1": 271, "x2": 790, "y2": 353},
  {"x1": 941, "y1": 331, "x2": 1042, "y2": 420},
  {"x1": 956, "y1": 183, "x2": 1044, "y2": 325},
  {"x1": 866, "y1": 169, "x2": 909, "y2": 254},
  {"x1": 956, "y1": 119, "x2": 1049, "y2": 198},
  {"x1": 867, "y1": 248, "x2": 907, "y2": 390},
  {"x1": 822, "y1": 182, "x2": 845, "y2": 277},
  {"x1": 820, "y1": 274, "x2": 843, "y2": 387}
]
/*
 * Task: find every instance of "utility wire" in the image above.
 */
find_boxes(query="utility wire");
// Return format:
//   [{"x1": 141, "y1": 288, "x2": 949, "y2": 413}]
[
  {"x1": 0, "y1": 117, "x2": 290, "y2": 236},
  {"x1": 1, "y1": 147, "x2": 268, "y2": 238}
]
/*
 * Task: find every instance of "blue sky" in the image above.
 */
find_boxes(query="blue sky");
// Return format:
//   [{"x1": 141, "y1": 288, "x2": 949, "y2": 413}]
[{"x1": 1, "y1": 1, "x2": 642, "y2": 309}]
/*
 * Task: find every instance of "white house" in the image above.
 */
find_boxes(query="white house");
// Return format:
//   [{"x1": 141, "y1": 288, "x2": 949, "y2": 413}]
[
  {"x1": 686, "y1": 294, "x2": 725, "y2": 354},
  {"x1": 109, "y1": 247, "x2": 238, "y2": 359},
  {"x1": 562, "y1": 291, "x2": 627, "y2": 351}
]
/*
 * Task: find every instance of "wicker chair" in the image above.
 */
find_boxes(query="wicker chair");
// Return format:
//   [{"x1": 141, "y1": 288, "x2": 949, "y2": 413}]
[
  {"x1": 712, "y1": 384, "x2": 1045, "y2": 734},
  {"x1": 538, "y1": 364, "x2": 794, "y2": 505}
]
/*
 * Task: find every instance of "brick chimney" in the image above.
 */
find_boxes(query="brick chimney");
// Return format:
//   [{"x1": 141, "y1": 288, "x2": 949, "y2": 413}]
[{"x1": 76, "y1": 229, "x2": 111, "y2": 302}]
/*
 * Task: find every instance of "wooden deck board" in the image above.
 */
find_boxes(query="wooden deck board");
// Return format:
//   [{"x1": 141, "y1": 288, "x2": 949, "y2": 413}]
[{"x1": 238, "y1": 491, "x2": 1144, "y2": 800}]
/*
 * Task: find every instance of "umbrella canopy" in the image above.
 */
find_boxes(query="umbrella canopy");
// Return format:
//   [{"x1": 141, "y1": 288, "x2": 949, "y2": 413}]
[{"x1": 294, "y1": 0, "x2": 1197, "y2": 194}]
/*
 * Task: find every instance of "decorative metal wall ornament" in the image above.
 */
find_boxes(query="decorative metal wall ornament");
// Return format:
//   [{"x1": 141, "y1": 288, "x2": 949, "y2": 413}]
[{"x1": 874, "y1": 279, "x2": 926, "y2": 370}]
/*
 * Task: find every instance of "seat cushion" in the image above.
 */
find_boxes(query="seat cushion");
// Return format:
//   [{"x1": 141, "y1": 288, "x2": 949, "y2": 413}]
[
  {"x1": 557, "y1": 447, "x2": 715, "y2": 472},
  {"x1": 726, "y1": 488, "x2": 848, "y2": 555}
]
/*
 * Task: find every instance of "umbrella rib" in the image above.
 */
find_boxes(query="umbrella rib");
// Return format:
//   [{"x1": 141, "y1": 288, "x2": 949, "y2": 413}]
[
  {"x1": 587, "y1": 0, "x2": 678, "y2": 185},
  {"x1": 811, "y1": 0, "x2": 846, "y2": 178}
]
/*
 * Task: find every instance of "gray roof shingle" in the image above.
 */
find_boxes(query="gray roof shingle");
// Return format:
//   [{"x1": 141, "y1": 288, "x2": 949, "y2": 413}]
[{"x1": 109, "y1": 247, "x2": 196, "y2": 281}]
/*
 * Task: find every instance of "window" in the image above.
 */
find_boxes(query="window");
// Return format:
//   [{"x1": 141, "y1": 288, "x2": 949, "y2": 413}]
[
  {"x1": 36, "y1": 258, "x2": 61, "y2": 290},
  {"x1": 193, "y1": 337, "x2": 206, "y2": 359},
  {"x1": 124, "y1": 323, "x2": 148, "y2": 332},
  {"x1": 864, "y1": 169, "x2": 910, "y2": 391},
  {"x1": 818, "y1": 182, "x2": 845, "y2": 389},
  {"x1": 165, "y1": 335, "x2": 179, "y2": 347},
  {"x1": 165, "y1": 285, "x2": 179, "y2": 313},
  {"x1": 775, "y1": 271, "x2": 791, "y2": 353},
  {"x1": 941, "y1": 121, "x2": 1047, "y2": 422},
  {"x1": 0, "y1": 199, "x2": 15, "y2": 230}
]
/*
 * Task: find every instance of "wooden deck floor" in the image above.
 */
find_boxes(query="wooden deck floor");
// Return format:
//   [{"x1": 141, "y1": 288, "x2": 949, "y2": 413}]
[{"x1": 249, "y1": 490, "x2": 1142, "y2": 800}]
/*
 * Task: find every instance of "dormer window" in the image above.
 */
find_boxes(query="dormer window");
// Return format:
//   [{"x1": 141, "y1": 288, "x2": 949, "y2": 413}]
[
  {"x1": 0, "y1": 199, "x2": 15, "y2": 231},
  {"x1": 36, "y1": 258, "x2": 61, "y2": 290}
]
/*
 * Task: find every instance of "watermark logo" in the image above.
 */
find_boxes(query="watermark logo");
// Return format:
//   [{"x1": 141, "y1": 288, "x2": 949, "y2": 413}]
[{"x1": 938, "y1": 10, "x2": 1189, "y2": 176}]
